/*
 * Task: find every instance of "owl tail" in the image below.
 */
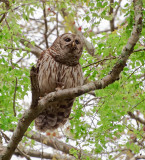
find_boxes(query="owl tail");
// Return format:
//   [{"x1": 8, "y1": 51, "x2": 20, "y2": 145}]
[
  {"x1": 35, "y1": 110, "x2": 58, "y2": 132},
  {"x1": 35, "y1": 103, "x2": 73, "y2": 132}
]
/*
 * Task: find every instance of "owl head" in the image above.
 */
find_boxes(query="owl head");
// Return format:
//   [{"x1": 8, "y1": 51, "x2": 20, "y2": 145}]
[{"x1": 50, "y1": 33, "x2": 83, "y2": 66}]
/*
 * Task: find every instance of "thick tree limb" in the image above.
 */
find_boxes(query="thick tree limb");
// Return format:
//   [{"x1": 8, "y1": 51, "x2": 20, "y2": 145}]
[
  {"x1": 25, "y1": 131, "x2": 77, "y2": 156},
  {"x1": 15, "y1": 147, "x2": 74, "y2": 160},
  {"x1": 1, "y1": 144, "x2": 70, "y2": 160},
  {"x1": 24, "y1": 130, "x2": 94, "y2": 159},
  {"x1": 0, "y1": 0, "x2": 142, "y2": 159}
]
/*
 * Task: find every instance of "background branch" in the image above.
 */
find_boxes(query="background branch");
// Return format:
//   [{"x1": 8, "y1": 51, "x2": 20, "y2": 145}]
[
  {"x1": 13, "y1": 77, "x2": 17, "y2": 117},
  {"x1": 128, "y1": 112, "x2": 145, "y2": 125},
  {"x1": 109, "y1": 0, "x2": 115, "y2": 32},
  {"x1": 20, "y1": 39, "x2": 42, "y2": 58},
  {"x1": 42, "y1": 2, "x2": 49, "y2": 48}
]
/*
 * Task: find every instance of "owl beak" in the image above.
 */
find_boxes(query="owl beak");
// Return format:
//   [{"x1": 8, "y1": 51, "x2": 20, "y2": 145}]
[
  {"x1": 72, "y1": 41, "x2": 76, "y2": 50},
  {"x1": 72, "y1": 42, "x2": 75, "y2": 46}
]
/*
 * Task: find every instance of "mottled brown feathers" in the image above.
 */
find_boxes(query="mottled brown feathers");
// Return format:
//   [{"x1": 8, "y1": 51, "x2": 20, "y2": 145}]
[{"x1": 35, "y1": 33, "x2": 84, "y2": 132}]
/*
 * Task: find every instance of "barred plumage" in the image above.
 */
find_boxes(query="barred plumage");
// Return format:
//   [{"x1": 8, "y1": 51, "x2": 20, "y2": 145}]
[{"x1": 35, "y1": 33, "x2": 84, "y2": 132}]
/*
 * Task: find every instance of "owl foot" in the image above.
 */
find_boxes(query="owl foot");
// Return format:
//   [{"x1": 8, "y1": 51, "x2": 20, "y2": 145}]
[{"x1": 55, "y1": 82, "x2": 64, "y2": 91}]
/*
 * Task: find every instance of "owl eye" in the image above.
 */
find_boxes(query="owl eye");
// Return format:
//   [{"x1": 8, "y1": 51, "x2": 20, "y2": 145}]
[
  {"x1": 75, "y1": 40, "x2": 80, "y2": 44},
  {"x1": 65, "y1": 38, "x2": 71, "y2": 42}
]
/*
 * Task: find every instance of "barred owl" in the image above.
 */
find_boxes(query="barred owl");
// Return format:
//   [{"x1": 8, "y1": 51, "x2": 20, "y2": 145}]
[{"x1": 35, "y1": 33, "x2": 84, "y2": 132}]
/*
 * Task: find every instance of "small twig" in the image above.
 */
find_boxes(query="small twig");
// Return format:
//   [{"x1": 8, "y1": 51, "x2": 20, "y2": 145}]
[
  {"x1": 121, "y1": 65, "x2": 143, "y2": 87},
  {"x1": 113, "y1": 0, "x2": 122, "y2": 17},
  {"x1": 134, "y1": 48, "x2": 145, "y2": 52},
  {"x1": 42, "y1": 2, "x2": 49, "y2": 48},
  {"x1": 130, "y1": 99, "x2": 145, "y2": 111},
  {"x1": 139, "y1": 73, "x2": 145, "y2": 78},
  {"x1": 1, "y1": 0, "x2": 10, "y2": 10},
  {"x1": 13, "y1": 77, "x2": 17, "y2": 117},
  {"x1": 16, "y1": 148, "x2": 31, "y2": 160},
  {"x1": 83, "y1": 56, "x2": 116, "y2": 68},
  {"x1": 5, "y1": 18, "x2": 10, "y2": 30},
  {"x1": 56, "y1": 12, "x2": 59, "y2": 37},
  {"x1": 109, "y1": 0, "x2": 115, "y2": 32},
  {"x1": 20, "y1": 39, "x2": 42, "y2": 58},
  {"x1": 0, "y1": 14, "x2": 6, "y2": 23},
  {"x1": 128, "y1": 111, "x2": 145, "y2": 125},
  {"x1": 0, "y1": 130, "x2": 10, "y2": 143},
  {"x1": 39, "y1": 26, "x2": 56, "y2": 45},
  {"x1": 93, "y1": 27, "x2": 118, "y2": 35},
  {"x1": 16, "y1": 57, "x2": 24, "y2": 64},
  {"x1": 40, "y1": 134, "x2": 43, "y2": 160}
]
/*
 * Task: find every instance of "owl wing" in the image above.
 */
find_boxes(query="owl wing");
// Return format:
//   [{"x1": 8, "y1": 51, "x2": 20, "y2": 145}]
[
  {"x1": 36, "y1": 50, "x2": 46, "y2": 74},
  {"x1": 35, "y1": 99, "x2": 74, "y2": 131}
]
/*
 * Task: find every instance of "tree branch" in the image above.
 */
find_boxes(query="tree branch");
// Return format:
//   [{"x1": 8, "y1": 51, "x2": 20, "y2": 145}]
[
  {"x1": 13, "y1": 77, "x2": 17, "y2": 117},
  {"x1": 20, "y1": 39, "x2": 42, "y2": 58},
  {"x1": 109, "y1": 0, "x2": 115, "y2": 32},
  {"x1": 30, "y1": 66, "x2": 40, "y2": 108},
  {"x1": 16, "y1": 148, "x2": 31, "y2": 160},
  {"x1": 24, "y1": 130, "x2": 96, "y2": 159},
  {"x1": 0, "y1": 14, "x2": 6, "y2": 23},
  {"x1": 128, "y1": 112, "x2": 145, "y2": 125},
  {"x1": 42, "y1": 2, "x2": 49, "y2": 48},
  {"x1": 0, "y1": 0, "x2": 143, "y2": 159},
  {"x1": 15, "y1": 147, "x2": 73, "y2": 160},
  {"x1": 25, "y1": 130, "x2": 77, "y2": 156},
  {"x1": 113, "y1": 0, "x2": 122, "y2": 17},
  {"x1": 39, "y1": 26, "x2": 57, "y2": 45},
  {"x1": 134, "y1": 48, "x2": 145, "y2": 52},
  {"x1": 0, "y1": 0, "x2": 10, "y2": 23},
  {"x1": 135, "y1": 155, "x2": 145, "y2": 159},
  {"x1": 83, "y1": 56, "x2": 117, "y2": 68}
]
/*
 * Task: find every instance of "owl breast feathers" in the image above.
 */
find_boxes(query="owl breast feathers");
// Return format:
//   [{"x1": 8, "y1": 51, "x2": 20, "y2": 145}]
[{"x1": 35, "y1": 33, "x2": 84, "y2": 132}]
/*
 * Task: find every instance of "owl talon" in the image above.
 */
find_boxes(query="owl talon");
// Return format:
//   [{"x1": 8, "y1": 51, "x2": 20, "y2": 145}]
[
  {"x1": 55, "y1": 86, "x2": 64, "y2": 91},
  {"x1": 55, "y1": 82, "x2": 64, "y2": 91}
]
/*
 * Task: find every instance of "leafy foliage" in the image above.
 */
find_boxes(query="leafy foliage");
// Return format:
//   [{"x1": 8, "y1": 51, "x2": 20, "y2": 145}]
[{"x1": 0, "y1": 0, "x2": 145, "y2": 159}]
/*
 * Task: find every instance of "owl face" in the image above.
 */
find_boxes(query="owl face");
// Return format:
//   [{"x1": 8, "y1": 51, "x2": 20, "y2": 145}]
[
  {"x1": 51, "y1": 33, "x2": 83, "y2": 66},
  {"x1": 59, "y1": 33, "x2": 83, "y2": 55}
]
